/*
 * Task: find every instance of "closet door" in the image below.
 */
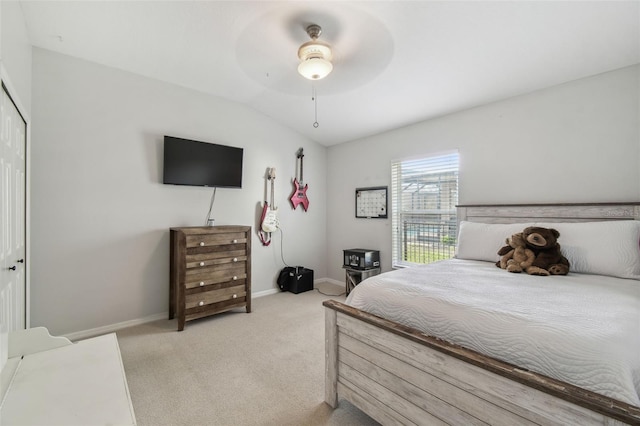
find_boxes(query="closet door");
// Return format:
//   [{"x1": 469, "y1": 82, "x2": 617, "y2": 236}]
[{"x1": 0, "y1": 83, "x2": 27, "y2": 370}]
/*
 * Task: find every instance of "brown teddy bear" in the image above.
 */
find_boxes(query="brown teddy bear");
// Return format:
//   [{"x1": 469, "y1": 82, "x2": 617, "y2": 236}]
[
  {"x1": 496, "y1": 233, "x2": 536, "y2": 273},
  {"x1": 521, "y1": 226, "x2": 570, "y2": 276}
]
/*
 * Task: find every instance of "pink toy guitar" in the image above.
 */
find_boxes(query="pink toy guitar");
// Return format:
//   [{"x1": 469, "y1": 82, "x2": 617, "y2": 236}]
[{"x1": 290, "y1": 148, "x2": 309, "y2": 211}]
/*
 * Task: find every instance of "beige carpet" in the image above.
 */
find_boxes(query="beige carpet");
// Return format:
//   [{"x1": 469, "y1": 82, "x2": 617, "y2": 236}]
[{"x1": 116, "y1": 282, "x2": 380, "y2": 426}]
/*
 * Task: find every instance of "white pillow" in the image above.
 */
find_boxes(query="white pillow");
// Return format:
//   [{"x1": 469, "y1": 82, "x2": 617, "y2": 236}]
[
  {"x1": 536, "y1": 221, "x2": 640, "y2": 280},
  {"x1": 456, "y1": 221, "x2": 534, "y2": 262}
]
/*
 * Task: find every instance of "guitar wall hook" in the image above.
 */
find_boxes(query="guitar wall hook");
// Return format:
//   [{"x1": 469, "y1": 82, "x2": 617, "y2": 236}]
[{"x1": 290, "y1": 148, "x2": 309, "y2": 211}]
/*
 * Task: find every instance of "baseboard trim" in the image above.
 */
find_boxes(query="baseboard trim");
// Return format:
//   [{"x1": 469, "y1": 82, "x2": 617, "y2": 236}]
[
  {"x1": 64, "y1": 281, "x2": 339, "y2": 341},
  {"x1": 321, "y1": 277, "x2": 343, "y2": 288},
  {"x1": 252, "y1": 288, "x2": 280, "y2": 298},
  {"x1": 64, "y1": 312, "x2": 169, "y2": 341}
]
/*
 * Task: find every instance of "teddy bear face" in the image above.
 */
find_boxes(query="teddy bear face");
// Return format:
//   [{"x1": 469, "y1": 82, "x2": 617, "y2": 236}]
[{"x1": 522, "y1": 226, "x2": 560, "y2": 249}]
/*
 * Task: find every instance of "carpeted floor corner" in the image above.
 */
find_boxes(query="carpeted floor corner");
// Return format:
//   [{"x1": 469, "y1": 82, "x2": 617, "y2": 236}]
[{"x1": 116, "y1": 282, "x2": 379, "y2": 426}]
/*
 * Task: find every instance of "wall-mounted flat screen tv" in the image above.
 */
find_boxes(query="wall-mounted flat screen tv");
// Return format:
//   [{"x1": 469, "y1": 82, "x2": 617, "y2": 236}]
[{"x1": 163, "y1": 136, "x2": 243, "y2": 188}]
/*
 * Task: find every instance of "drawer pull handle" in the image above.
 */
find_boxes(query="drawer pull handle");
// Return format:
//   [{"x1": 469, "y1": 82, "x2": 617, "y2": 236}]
[
  {"x1": 232, "y1": 294, "x2": 237, "y2": 299},
  {"x1": 198, "y1": 301, "x2": 204, "y2": 307},
  {"x1": 233, "y1": 257, "x2": 238, "y2": 262},
  {"x1": 233, "y1": 276, "x2": 238, "y2": 280},
  {"x1": 199, "y1": 242, "x2": 205, "y2": 247},
  {"x1": 199, "y1": 281, "x2": 204, "y2": 287},
  {"x1": 199, "y1": 262, "x2": 205, "y2": 266},
  {"x1": 232, "y1": 239, "x2": 238, "y2": 243}
]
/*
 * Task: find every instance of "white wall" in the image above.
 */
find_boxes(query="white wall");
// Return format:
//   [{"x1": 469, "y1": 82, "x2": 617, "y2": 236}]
[
  {"x1": 0, "y1": 0, "x2": 31, "y2": 116},
  {"x1": 31, "y1": 48, "x2": 327, "y2": 336},
  {"x1": 327, "y1": 65, "x2": 640, "y2": 281}
]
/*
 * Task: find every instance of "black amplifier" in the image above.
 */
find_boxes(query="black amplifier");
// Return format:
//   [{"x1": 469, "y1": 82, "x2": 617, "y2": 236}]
[
  {"x1": 343, "y1": 248, "x2": 380, "y2": 270},
  {"x1": 278, "y1": 266, "x2": 314, "y2": 294}
]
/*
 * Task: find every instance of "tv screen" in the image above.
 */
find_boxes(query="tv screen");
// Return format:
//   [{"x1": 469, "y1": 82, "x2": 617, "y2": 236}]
[{"x1": 163, "y1": 136, "x2": 243, "y2": 188}]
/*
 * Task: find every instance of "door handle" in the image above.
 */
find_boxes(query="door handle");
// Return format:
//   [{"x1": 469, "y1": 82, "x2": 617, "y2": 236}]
[
  {"x1": 17, "y1": 259, "x2": 24, "y2": 263},
  {"x1": 8, "y1": 266, "x2": 16, "y2": 271}
]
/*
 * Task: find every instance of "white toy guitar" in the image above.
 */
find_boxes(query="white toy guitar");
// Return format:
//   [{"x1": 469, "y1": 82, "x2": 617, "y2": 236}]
[{"x1": 261, "y1": 168, "x2": 279, "y2": 233}]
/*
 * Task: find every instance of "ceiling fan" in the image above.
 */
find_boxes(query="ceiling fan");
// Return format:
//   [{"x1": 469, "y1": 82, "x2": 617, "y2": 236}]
[{"x1": 235, "y1": 6, "x2": 393, "y2": 96}]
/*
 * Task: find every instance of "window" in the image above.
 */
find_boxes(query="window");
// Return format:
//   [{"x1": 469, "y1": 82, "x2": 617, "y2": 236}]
[{"x1": 391, "y1": 152, "x2": 459, "y2": 267}]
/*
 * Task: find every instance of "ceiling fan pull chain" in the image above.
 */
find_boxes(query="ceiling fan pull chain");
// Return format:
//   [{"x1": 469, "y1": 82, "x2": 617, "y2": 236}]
[{"x1": 312, "y1": 86, "x2": 319, "y2": 128}]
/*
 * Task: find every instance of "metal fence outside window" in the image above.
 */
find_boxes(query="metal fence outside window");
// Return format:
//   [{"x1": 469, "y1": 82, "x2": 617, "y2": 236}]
[{"x1": 400, "y1": 213, "x2": 457, "y2": 264}]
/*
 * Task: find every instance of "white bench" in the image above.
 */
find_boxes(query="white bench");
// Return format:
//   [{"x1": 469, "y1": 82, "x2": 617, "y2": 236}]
[{"x1": 1, "y1": 327, "x2": 136, "y2": 425}]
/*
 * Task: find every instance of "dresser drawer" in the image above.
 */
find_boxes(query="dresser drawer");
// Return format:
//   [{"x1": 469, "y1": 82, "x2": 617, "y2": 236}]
[
  {"x1": 186, "y1": 232, "x2": 247, "y2": 248},
  {"x1": 185, "y1": 284, "x2": 246, "y2": 309},
  {"x1": 185, "y1": 254, "x2": 247, "y2": 269},
  {"x1": 185, "y1": 268, "x2": 247, "y2": 289},
  {"x1": 185, "y1": 262, "x2": 246, "y2": 277}
]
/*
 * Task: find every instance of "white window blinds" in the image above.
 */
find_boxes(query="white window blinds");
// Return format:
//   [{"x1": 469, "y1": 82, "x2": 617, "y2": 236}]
[{"x1": 391, "y1": 152, "x2": 459, "y2": 267}]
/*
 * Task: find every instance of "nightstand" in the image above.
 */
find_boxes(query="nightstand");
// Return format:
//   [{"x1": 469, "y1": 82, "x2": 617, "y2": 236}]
[{"x1": 343, "y1": 267, "x2": 381, "y2": 296}]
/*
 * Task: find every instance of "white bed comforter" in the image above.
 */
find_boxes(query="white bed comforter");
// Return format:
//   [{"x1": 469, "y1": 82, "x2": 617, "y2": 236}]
[{"x1": 346, "y1": 259, "x2": 640, "y2": 406}]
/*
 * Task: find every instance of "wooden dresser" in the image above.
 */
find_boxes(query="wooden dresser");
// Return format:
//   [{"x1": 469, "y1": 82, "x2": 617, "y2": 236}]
[{"x1": 169, "y1": 225, "x2": 251, "y2": 331}]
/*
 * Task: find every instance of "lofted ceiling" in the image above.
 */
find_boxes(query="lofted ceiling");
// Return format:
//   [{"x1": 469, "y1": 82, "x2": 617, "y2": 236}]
[{"x1": 19, "y1": 1, "x2": 640, "y2": 146}]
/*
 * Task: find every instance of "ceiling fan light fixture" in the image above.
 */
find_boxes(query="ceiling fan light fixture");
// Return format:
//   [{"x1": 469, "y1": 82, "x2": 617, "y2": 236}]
[
  {"x1": 297, "y1": 25, "x2": 333, "y2": 80},
  {"x1": 298, "y1": 56, "x2": 333, "y2": 80}
]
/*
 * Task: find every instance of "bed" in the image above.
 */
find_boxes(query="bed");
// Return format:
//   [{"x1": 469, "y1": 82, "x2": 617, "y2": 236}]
[{"x1": 324, "y1": 203, "x2": 640, "y2": 425}]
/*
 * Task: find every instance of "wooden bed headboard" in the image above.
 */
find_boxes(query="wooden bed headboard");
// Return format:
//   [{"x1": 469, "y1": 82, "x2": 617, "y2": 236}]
[{"x1": 457, "y1": 202, "x2": 640, "y2": 227}]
